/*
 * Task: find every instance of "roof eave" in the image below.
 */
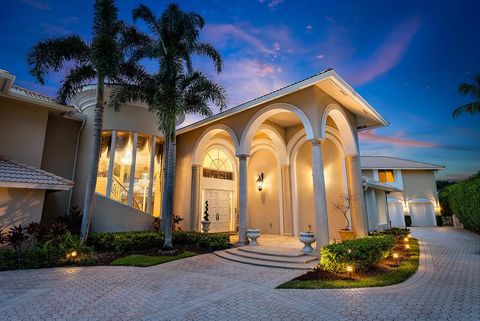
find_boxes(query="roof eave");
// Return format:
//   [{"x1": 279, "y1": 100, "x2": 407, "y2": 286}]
[{"x1": 0, "y1": 181, "x2": 73, "y2": 190}]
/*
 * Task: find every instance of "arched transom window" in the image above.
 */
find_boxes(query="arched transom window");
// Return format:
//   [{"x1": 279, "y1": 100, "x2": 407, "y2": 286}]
[{"x1": 203, "y1": 148, "x2": 233, "y2": 180}]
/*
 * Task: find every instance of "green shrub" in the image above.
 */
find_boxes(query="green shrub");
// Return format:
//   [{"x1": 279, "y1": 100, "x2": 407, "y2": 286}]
[
  {"x1": 0, "y1": 249, "x2": 17, "y2": 270},
  {"x1": 320, "y1": 235, "x2": 395, "y2": 273},
  {"x1": 369, "y1": 227, "x2": 410, "y2": 238},
  {"x1": 440, "y1": 172, "x2": 480, "y2": 232},
  {"x1": 87, "y1": 231, "x2": 163, "y2": 253},
  {"x1": 173, "y1": 231, "x2": 230, "y2": 251},
  {"x1": 88, "y1": 231, "x2": 230, "y2": 253}
]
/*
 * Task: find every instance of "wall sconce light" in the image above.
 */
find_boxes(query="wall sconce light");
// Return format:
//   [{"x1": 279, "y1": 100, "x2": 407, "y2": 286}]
[{"x1": 256, "y1": 173, "x2": 264, "y2": 191}]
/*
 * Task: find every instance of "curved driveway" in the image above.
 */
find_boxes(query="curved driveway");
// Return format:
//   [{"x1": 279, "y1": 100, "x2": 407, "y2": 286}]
[{"x1": 0, "y1": 227, "x2": 478, "y2": 320}]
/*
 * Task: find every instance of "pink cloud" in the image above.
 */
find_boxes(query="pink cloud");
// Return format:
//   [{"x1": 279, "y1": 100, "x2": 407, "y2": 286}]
[
  {"x1": 359, "y1": 129, "x2": 437, "y2": 148},
  {"x1": 350, "y1": 17, "x2": 421, "y2": 86}
]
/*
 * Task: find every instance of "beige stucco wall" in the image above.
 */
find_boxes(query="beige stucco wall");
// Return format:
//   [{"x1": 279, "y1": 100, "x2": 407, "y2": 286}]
[
  {"x1": 0, "y1": 187, "x2": 45, "y2": 230},
  {"x1": 247, "y1": 148, "x2": 280, "y2": 234},
  {"x1": 388, "y1": 170, "x2": 440, "y2": 215},
  {"x1": 91, "y1": 194, "x2": 155, "y2": 232},
  {"x1": 0, "y1": 96, "x2": 48, "y2": 167},
  {"x1": 41, "y1": 114, "x2": 81, "y2": 223},
  {"x1": 362, "y1": 169, "x2": 374, "y2": 179}
]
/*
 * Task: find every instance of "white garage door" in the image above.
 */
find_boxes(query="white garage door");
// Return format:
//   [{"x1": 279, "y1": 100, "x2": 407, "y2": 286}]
[
  {"x1": 388, "y1": 202, "x2": 406, "y2": 227},
  {"x1": 410, "y1": 202, "x2": 436, "y2": 226}
]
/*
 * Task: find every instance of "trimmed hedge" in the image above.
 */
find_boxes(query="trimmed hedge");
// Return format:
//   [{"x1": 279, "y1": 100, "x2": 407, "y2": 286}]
[
  {"x1": 87, "y1": 231, "x2": 230, "y2": 253},
  {"x1": 369, "y1": 228, "x2": 410, "y2": 238},
  {"x1": 320, "y1": 235, "x2": 395, "y2": 273},
  {"x1": 439, "y1": 172, "x2": 480, "y2": 232}
]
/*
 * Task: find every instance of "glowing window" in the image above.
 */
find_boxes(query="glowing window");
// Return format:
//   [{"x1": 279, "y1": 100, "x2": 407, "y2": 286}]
[
  {"x1": 203, "y1": 149, "x2": 233, "y2": 180},
  {"x1": 378, "y1": 170, "x2": 395, "y2": 183}
]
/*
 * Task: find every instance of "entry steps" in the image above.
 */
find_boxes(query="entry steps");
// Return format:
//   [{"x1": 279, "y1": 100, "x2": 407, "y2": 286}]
[{"x1": 214, "y1": 246, "x2": 318, "y2": 270}]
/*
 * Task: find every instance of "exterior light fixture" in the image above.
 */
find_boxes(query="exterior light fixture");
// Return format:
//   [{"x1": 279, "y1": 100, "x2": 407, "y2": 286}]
[
  {"x1": 256, "y1": 173, "x2": 264, "y2": 191},
  {"x1": 404, "y1": 237, "x2": 409, "y2": 243},
  {"x1": 407, "y1": 234, "x2": 412, "y2": 239},
  {"x1": 67, "y1": 250, "x2": 78, "y2": 258},
  {"x1": 393, "y1": 252, "x2": 399, "y2": 266},
  {"x1": 346, "y1": 265, "x2": 353, "y2": 279},
  {"x1": 405, "y1": 244, "x2": 410, "y2": 250}
]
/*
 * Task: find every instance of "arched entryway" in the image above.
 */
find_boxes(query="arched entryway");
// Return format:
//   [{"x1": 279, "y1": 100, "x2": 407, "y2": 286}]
[{"x1": 190, "y1": 125, "x2": 239, "y2": 232}]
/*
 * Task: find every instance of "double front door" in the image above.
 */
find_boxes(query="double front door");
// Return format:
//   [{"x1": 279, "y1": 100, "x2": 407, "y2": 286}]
[{"x1": 204, "y1": 189, "x2": 232, "y2": 233}]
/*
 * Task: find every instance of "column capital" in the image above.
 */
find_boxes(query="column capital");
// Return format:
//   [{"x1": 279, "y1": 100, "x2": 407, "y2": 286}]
[
  {"x1": 307, "y1": 138, "x2": 325, "y2": 146},
  {"x1": 236, "y1": 154, "x2": 250, "y2": 160},
  {"x1": 191, "y1": 164, "x2": 202, "y2": 168}
]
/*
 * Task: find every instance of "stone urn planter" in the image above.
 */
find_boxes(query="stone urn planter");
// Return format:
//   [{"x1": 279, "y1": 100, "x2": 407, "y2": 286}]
[
  {"x1": 338, "y1": 229, "x2": 356, "y2": 241},
  {"x1": 299, "y1": 232, "x2": 315, "y2": 253},
  {"x1": 247, "y1": 229, "x2": 261, "y2": 246},
  {"x1": 201, "y1": 221, "x2": 211, "y2": 233}
]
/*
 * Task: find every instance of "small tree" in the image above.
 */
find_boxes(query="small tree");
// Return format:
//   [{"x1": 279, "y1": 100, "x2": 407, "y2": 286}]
[{"x1": 333, "y1": 195, "x2": 351, "y2": 230}]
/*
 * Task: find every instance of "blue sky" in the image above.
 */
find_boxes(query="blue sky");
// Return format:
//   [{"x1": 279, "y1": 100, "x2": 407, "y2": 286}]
[{"x1": 1, "y1": 0, "x2": 479, "y2": 180}]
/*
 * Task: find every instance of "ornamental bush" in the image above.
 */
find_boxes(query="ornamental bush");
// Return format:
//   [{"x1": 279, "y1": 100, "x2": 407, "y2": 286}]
[
  {"x1": 369, "y1": 227, "x2": 410, "y2": 238},
  {"x1": 320, "y1": 235, "x2": 395, "y2": 273},
  {"x1": 87, "y1": 231, "x2": 230, "y2": 253},
  {"x1": 440, "y1": 172, "x2": 480, "y2": 232}
]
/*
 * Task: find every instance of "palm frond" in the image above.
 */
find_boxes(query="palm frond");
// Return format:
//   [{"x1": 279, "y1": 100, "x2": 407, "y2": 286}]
[
  {"x1": 452, "y1": 102, "x2": 480, "y2": 117},
  {"x1": 109, "y1": 83, "x2": 154, "y2": 111},
  {"x1": 57, "y1": 64, "x2": 96, "y2": 104},
  {"x1": 27, "y1": 35, "x2": 90, "y2": 85},
  {"x1": 194, "y1": 43, "x2": 222, "y2": 73}
]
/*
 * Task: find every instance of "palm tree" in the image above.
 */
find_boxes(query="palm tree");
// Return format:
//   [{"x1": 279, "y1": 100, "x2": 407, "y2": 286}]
[
  {"x1": 28, "y1": 0, "x2": 132, "y2": 243},
  {"x1": 452, "y1": 74, "x2": 480, "y2": 117},
  {"x1": 114, "y1": 3, "x2": 226, "y2": 248}
]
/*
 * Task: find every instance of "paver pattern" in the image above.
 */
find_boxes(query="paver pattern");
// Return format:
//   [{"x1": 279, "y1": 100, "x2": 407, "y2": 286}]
[{"x1": 0, "y1": 227, "x2": 478, "y2": 320}]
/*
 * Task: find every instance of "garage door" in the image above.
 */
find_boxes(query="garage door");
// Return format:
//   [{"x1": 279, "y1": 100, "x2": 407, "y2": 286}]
[
  {"x1": 388, "y1": 202, "x2": 406, "y2": 227},
  {"x1": 409, "y1": 202, "x2": 436, "y2": 226}
]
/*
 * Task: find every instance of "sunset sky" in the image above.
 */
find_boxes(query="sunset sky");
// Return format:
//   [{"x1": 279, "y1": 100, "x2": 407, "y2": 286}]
[{"x1": 1, "y1": 0, "x2": 479, "y2": 180}]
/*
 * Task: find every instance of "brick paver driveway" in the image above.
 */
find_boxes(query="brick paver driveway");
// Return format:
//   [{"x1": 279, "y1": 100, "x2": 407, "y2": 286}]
[{"x1": 0, "y1": 227, "x2": 479, "y2": 320}]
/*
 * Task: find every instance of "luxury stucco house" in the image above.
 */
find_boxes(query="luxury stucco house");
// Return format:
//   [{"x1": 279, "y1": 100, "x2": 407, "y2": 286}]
[{"x1": 0, "y1": 68, "x2": 443, "y2": 249}]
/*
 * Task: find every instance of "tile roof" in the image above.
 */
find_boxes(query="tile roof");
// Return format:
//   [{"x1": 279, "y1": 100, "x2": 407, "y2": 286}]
[
  {"x1": 361, "y1": 156, "x2": 444, "y2": 170},
  {"x1": 0, "y1": 157, "x2": 73, "y2": 190},
  {"x1": 9, "y1": 85, "x2": 58, "y2": 104}
]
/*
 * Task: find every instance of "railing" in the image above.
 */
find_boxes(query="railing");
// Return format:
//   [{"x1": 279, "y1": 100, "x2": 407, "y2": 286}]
[{"x1": 110, "y1": 177, "x2": 142, "y2": 211}]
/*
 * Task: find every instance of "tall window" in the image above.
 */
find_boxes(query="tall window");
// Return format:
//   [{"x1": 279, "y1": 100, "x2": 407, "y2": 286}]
[
  {"x1": 95, "y1": 130, "x2": 164, "y2": 216},
  {"x1": 95, "y1": 131, "x2": 112, "y2": 196},
  {"x1": 202, "y1": 148, "x2": 233, "y2": 180},
  {"x1": 378, "y1": 169, "x2": 395, "y2": 183}
]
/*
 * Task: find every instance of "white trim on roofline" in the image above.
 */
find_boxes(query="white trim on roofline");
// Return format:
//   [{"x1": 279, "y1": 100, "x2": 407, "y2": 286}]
[
  {"x1": 177, "y1": 69, "x2": 389, "y2": 135},
  {"x1": 0, "y1": 181, "x2": 73, "y2": 190}
]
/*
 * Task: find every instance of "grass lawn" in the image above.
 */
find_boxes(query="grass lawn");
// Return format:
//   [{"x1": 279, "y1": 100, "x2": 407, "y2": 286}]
[
  {"x1": 278, "y1": 238, "x2": 419, "y2": 289},
  {"x1": 110, "y1": 251, "x2": 198, "y2": 267}
]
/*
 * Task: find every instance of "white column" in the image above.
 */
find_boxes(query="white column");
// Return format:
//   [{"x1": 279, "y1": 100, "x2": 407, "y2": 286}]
[
  {"x1": 236, "y1": 154, "x2": 249, "y2": 245},
  {"x1": 128, "y1": 132, "x2": 138, "y2": 207},
  {"x1": 147, "y1": 136, "x2": 156, "y2": 214},
  {"x1": 311, "y1": 140, "x2": 329, "y2": 249},
  {"x1": 105, "y1": 130, "x2": 116, "y2": 198},
  {"x1": 346, "y1": 155, "x2": 368, "y2": 236},
  {"x1": 190, "y1": 165, "x2": 201, "y2": 231}
]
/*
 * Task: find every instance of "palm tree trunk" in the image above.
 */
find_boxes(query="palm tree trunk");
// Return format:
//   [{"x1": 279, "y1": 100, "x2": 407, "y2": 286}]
[
  {"x1": 162, "y1": 131, "x2": 176, "y2": 249},
  {"x1": 160, "y1": 134, "x2": 170, "y2": 233},
  {"x1": 80, "y1": 76, "x2": 105, "y2": 243}
]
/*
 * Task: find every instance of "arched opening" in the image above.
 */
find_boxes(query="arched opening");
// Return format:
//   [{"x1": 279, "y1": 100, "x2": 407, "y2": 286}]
[
  {"x1": 191, "y1": 125, "x2": 239, "y2": 233},
  {"x1": 289, "y1": 127, "x2": 348, "y2": 239}
]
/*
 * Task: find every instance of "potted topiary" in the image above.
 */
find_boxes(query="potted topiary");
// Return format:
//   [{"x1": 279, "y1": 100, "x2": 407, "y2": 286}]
[
  {"x1": 335, "y1": 195, "x2": 356, "y2": 240},
  {"x1": 201, "y1": 201, "x2": 211, "y2": 233}
]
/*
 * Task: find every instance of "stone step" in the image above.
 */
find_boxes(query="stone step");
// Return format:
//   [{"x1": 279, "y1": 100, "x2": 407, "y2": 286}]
[
  {"x1": 214, "y1": 250, "x2": 317, "y2": 270},
  {"x1": 226, "y1": 249, "x2": 318, "y2": 264},
  {"x1": 237, "y1": 246, "x2": 307, "y2": 257}
]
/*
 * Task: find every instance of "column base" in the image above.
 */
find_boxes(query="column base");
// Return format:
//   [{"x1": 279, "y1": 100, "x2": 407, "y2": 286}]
[{"x1": 234, "y1": 240, "x2": 249, "y2": 247}]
